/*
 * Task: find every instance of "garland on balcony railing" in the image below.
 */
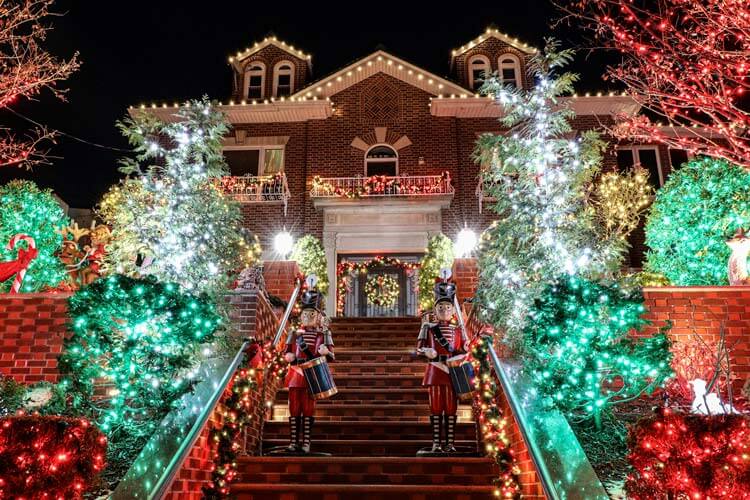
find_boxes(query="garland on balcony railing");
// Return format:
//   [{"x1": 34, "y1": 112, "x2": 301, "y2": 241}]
[
  {"x1": 217, "y1": 172, "x2": 285, "y2": 193},
  {"x1": 336, "y1": 256, "x2": 419, "y2": 314},
  {"x1": 312, "y1": 171, "x2": 451, "y2": 199}
]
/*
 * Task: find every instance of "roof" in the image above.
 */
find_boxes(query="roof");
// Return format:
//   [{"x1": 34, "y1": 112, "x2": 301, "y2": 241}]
[
  {"x1": 451, "y1": 27, "x2": 538, "y2": 59},
  {"x1": 291, "y1": 50, "x2": 471, "y2": 100},
  {"x1": 228, "y1": 36, "x2": 312, "y2": 70}
]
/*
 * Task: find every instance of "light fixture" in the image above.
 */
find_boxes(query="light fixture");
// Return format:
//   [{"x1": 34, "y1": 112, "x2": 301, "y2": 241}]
[
  {"x1": 454, "y1": 228, "x2": 478, "y2": 258},
  {"x1": 274, "y1": 231, "x2": 294, "y2": 258}
]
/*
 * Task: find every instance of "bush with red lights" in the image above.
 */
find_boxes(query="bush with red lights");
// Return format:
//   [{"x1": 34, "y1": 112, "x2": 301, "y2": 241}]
[
  {"x1": 626, "y1": 409, "x2": 750, "y2": 499},
  {"x1": 0, "y1": 415, "x2": 107, "y2": 498}
]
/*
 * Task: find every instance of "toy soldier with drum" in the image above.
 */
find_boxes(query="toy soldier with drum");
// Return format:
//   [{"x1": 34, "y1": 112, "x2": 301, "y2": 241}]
[
  {"x1": 416, "y1": 278, "x2": 474, "y2": 455},
  {"x1": 282, "y1": 284, "x2": 336, "y2": 454}
]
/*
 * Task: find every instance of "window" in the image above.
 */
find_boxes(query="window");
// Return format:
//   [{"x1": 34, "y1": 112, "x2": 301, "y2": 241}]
[
  {"x1": 498, "y1": 54, "x2": 521, "y2": 88},
  {"x1": 616, "y1": 146, "x2": 663, "y2": 188},
  {"x1": 273, "y1": 61, "x2": 294, "y2": 97},
  {"x1": 668, "y1": 148, "x2": 691, "y2": 171},
  {"x1": 224, "y1": 146, "x2": 285, "y2": 176},
  {"x1": 365, "y1": 145, "x2": 398, "y2": 176},
  {"x1": 245, "y1": 63, "x2": 265, "y2": 99},
  {"x1": 468, "y1": 55, "x2": 491, "y2": 90}
]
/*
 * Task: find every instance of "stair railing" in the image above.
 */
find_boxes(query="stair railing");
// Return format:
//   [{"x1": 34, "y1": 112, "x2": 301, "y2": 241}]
[{"x1": 465, "y1": 303, "x2": 609, "y2": 500}]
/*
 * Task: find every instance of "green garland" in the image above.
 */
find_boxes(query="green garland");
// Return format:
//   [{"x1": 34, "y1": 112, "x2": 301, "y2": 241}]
[
  {"x1": 645, "y1": 157, "x2": 750, "y2": 285},
  {"x1": 0, "y1": 180, "x2": 69, "y2": 292},
  {"x1": 290, "y1": 235, "x2": 328, "y2": 295},
  {"x1": 365, "y1": 274, "x2": 399, "y2": 307},
  {"x1": 419, "y1": 234, "x2": 455, "y2": 312}
]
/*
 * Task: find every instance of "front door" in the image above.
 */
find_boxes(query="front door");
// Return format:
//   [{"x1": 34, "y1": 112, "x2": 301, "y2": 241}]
[{"x1": 339, "y1": 254, "x2": 420, "y2": 317}]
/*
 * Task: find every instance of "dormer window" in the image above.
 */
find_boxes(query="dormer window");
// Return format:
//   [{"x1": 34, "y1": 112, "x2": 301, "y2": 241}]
[
  {"x1": 365, "y1": 145, "x2": 398, "y2": 176},
  {"x1": 498, "y1": 54, "x2": 521, "y2": 88},
  {"x1": 468, "y1": 55, "x2": 491, "y2": 90},
  {"x1": 245, "y1": 63, "x2": 265, "y2": 100},
  {"x1": 273, "y1": 61, "x2": 294, "y2": 97}
]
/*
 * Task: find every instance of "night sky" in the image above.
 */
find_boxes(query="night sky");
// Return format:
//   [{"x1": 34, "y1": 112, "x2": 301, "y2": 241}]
[{"x1": 0, "y1": 0, "x2": 616, "y2": 209}]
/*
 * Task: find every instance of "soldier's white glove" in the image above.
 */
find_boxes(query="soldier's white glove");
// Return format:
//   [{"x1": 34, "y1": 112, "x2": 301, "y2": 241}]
[
  {"x1": 318, "y1": 345, "x2": 330, "y2": 357},
  {"x1": 284, "y1": 352, "x2": 296, "y2": 363},
  {"x1": 423, "y1": 348, "x2": 438, "y2": 360}
]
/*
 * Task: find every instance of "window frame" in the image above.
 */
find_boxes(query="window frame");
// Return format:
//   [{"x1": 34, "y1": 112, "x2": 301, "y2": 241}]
[
  {"x1": 244, "y1": 62, "x2": 266, "y2": 100},
  {"x1": 616, "y1": 145, "x2": 664, "y2": 186},
  {"x1": 273, "y1": 60, "x2": 295, "y2": 97},
  {"x1": 364, "y1": 144, "x2": 399, "y2": 177},
  {"x1": 498, "y1": 54, "x2": 522, "y2": 88},
  {"x1": 223, "y1": 144, "x2": 286, "y2": 177},
  {"x1": 468, "y1": 55, "x2": 491, "y2": 90}
]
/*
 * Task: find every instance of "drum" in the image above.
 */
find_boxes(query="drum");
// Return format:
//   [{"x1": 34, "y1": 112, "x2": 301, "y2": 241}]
[
  {"x1": 447, "y1": 354, "x2": 475, "y2": 400},
  {"x1": 300, "y1": 356, "x2": 338, "y2": 400}
]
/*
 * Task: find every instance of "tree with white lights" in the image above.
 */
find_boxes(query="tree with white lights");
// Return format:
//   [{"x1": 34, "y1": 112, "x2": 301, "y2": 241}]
[
  {"x1": 99, "y1": 98, "x2": 245, "y2": 298},
  {"x1": 474, "y1": 40, "x2": 624, "y2": 341}
]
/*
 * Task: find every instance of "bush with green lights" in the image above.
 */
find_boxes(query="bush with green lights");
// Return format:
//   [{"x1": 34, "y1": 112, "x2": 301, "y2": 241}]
[
  {"x1": 0, "y1": 179, "x2": 69, "y2": 292},
  {"x1": 523, "y1": 276, "x2": 672, "y2": 428},
  {"x1": 290, "y1": 235, "x2": 328, "y2": 295},
  {"x1": 419, "y1": 233, "x2": 454, "y2": 312},
  {"x1": 645, "y1": 157, "x2": 750, "y2": 286}
]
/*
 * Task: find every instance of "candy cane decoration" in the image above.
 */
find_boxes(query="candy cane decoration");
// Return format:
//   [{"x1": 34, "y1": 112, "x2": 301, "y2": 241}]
[{"x1": 5, "y1": 234, "x2": 37, "y2": 294}]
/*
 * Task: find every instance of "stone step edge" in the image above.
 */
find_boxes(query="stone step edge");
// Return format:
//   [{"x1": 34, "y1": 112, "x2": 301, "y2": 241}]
[
  {"x1": 238, "y1": 456, "x2": 491, "y2": 463},
  {"x1": 231, "y1": 484, "x2": 494, "y2": 493}
]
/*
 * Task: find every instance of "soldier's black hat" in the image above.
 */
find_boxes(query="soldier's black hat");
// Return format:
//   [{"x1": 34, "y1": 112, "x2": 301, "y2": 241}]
[
  {"x1": 300, "y1": 289, "x2": 323, "y2": 311},
  {"x1": 434, "y1": 281, "x2": 456, "y2": 305}
]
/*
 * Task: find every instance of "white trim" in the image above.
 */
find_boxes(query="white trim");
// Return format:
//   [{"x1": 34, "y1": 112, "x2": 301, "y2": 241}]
[
  {"x1": 364, "y1": 144, "x2": 399, "y2": 176},
  {"x1": 222, "y1": 144, "x2": 286, "y2": 176},
  {"x1": 273, "y1": 60, "x2": 295, "y2": 97},
  {"x1": 231, "y1": 37, "x2": 311, "y2": 69},
  {"x1": 452, "y1": 29, "x2": 537, "y2": 58},
  {"x1": 616, "y1": 145, "x2": 663, "y2": 186},
  {"x1": 468, "y1": 55, "x2": 491, "y2": 90},
  {"x1": 498, "y1": 53, "x2": 522, "y2": 88},
  {"x1": 244, "y1": 62, "x2": 266, "y2": 100}
]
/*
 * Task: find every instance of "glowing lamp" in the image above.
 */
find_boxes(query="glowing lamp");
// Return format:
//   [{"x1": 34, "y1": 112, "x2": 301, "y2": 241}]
[
  {"x1": 454, "y1": 228, "x2": 478, "y2": 257},
  {"x1": 274, "y1": 231, "x2": 294, "y2": 258}
]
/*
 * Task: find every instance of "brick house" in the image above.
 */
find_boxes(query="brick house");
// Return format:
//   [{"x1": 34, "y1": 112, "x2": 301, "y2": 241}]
[{"x1": 139, "y1": 28, "x2": 693, "y2": 315}]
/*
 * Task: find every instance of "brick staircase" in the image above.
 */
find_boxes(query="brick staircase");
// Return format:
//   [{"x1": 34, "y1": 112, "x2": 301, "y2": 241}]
[{"x1": 233, "y1": 317, "x2": 498, "y2": 500}]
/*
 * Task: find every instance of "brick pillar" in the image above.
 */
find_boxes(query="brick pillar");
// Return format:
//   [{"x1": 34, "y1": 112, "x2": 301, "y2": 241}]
[
  {"x1": 452, "y1": 258, "x2": 479, "y2": 302},
  {"x1": 262, "y1": 260, "x2": 301, "y2": 300}
]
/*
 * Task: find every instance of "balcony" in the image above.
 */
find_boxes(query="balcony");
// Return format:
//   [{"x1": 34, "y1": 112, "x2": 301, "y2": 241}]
[
  {"x1": 218, "y1": 173, "x2": 291, "y2": 215},
  {"x1": 310, "y1": 173, "x2": 454, "y2": 207}
]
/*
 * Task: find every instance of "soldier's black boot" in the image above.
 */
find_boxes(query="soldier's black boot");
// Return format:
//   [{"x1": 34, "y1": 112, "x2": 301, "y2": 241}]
[
  {"x1": 443, "y1": 414, "x2": 457, "y2": 453},
  {"x1": 430, "y1": 414, "x2": 443, "y2": 453},
  {"x1": 300, "y1": 416, "x2": 314, "y2": 453},
  {"x1": 285, "y1": 416, "x2": 300, "y2": 452}
]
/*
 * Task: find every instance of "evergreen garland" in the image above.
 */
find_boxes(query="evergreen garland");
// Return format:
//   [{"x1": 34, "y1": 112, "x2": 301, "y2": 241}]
[
  {"x1": 290, "y1": 235, "x2": 328, "y2": 295},
  {"x1": 418, "y1": 234, "x2": 455, "y2": 312}
]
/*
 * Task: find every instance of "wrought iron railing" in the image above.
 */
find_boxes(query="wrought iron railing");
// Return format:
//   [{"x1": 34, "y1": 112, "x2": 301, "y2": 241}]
[
  {"x1": 218, "y1": 173, "x2": 291, "y2": 215},
  {"x1": 310, "y1": 173, "x2": 454, "y2": 199}
]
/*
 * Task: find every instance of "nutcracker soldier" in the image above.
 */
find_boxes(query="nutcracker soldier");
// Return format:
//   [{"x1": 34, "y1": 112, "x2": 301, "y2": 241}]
[
  {"x1": 417, "y1": 280, "x2": 466, "y2": 454},
  {"x1": 282, "y1": 288, "x2": 335, "y2": 453}
]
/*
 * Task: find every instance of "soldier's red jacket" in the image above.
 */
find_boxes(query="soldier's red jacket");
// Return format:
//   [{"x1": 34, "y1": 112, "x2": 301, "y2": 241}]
[
  {"x1": 284, "y1": 326, "x2": 335, "y2": 388},
  {"x1": 417, "y1": 321, "x2": 464, "y2": 386}
]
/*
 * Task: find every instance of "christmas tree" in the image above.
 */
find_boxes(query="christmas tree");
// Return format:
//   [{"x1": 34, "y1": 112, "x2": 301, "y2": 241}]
[
  {"x1": 99, "y1": 97, "x2": 245, "y2": 298},
  {"x1": 475, "y1": 40, "x2": 623, "y2": 341}
]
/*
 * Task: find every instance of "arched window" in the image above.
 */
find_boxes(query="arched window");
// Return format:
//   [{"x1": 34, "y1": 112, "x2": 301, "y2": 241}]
[
  {"x1": 468, "y1": 55, "x2": 491, "y2": 90},
  {"x1": 365, "y1": 145, "x2": 398, "y2": 176},
  {"x1": 244, "y1": 63, "x2": 265, "y2": 99},
  {"x1": 273, "y1": 61, "x2": 294, "y2": 97},
  {"x1": 498, "y1": 54, "x2": 522, "y2": 88}
]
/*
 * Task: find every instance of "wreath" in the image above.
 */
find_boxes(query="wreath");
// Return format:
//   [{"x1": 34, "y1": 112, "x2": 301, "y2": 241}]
[{"x1": 365, "y1": 274, "x2": 400, "y2": 308}]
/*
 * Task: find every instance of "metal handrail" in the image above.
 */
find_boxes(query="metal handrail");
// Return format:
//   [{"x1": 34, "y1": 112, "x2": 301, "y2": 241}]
[{"x1": 271, "y1": 278, "x2": 302, "y2": 348}]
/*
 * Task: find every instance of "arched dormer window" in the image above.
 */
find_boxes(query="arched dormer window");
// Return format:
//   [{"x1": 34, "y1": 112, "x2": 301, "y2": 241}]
[
  {"x1": 365, "y1": 145, "x2": 398, "y2": 176},
  {"x1": 244, "y1": 63, "x2": 265, "y2": 100},
  {"x1": 468, "y1": 55, "x2": 491, "y2": 90},
  {"x1": 498, "y1": 54, "x2": 522, "y2": 88},
  {"x1": 273, "y1": 61, "x2": 294, "y2": 97}
]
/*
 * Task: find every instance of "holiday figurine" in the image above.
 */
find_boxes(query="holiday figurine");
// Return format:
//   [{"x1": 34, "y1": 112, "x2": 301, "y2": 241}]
[
  {"x1": 417, "y1": 280, "x2": 467, "y2": 454},
  {"x1": 726, "y1": 228, "x2": 750, "y2": 285},
  {"x1": 282, "y1": 286, "x2": 335, "y2": 454}
]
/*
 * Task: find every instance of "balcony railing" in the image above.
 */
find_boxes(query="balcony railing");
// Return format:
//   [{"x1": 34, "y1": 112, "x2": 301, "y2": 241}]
[
  {"x1": 218, "y1": 173, "x2": 291, "y2": 215},
  {"x1": 310, "y1": 172, "x2": 454, "y2": 199}
]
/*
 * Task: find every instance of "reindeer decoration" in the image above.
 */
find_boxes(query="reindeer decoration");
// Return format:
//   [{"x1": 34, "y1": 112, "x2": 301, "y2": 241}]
[
  {"x1": 726, "y1": 227, "x2": 750, "y2": 285},
  {"x1": 56, "y1": 222, "x2": 111, "y2": 288}
]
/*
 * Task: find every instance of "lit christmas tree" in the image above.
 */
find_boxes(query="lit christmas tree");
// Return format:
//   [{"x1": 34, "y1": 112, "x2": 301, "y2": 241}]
[
  {"x1": 100, "y1": 97, "x2": 245, "y2": 298},
  {"x1": 0, "y1": 179, "x2": 69, "y2": 292},
  {"x1": 645, "y1": 157, "x2": 750, "y2": 285},
  {"x1": 418, "y1": 233, "x2": 455, "y2": 312},
  {"x1": 290, "y1": 235, "x2": 328, "y2": 295},
  {"x1": 475, "y1": 40, "x2": 623, "y2": 340},
  {"x1": 524, "y1": 276, "x2": 672, "y2": 428}
]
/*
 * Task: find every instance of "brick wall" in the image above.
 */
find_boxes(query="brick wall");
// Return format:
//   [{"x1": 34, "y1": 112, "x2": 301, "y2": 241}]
[
  {"x1": 452, "y1": 258, "x2": 479, "y2": 304},
  {"x1": 262, "y1": 260, "x2": 301, "y2": 300},
  {"x1": 640, "y1": 286, "x2": 750, "y2": 391},
  {"x1": 0, "y1": 293, "x2": 71, "y2": 384}
]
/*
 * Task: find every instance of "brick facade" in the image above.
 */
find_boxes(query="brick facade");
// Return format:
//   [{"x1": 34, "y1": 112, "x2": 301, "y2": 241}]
[{"x1": 0, "y1": 293, "x2": 70, "y2": 383}]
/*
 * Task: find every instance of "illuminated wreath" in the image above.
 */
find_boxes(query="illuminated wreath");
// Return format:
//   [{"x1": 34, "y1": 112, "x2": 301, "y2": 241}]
[{"x1": 365, "y1": 274, "x2": 399, "y2": 308}]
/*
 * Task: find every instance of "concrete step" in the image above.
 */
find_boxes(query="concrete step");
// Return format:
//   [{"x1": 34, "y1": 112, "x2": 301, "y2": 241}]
[
  {"x1": 327, "y1": 362, "x2": 423, "y2": 377},
  {"x1": 331, "y1": 374, "x2": 424, "y2": 389},
  {"x1": 269, "y1": 404, "x2": 473, "y2": 422},
  {"x1": 333, "y1": 349, "x2": 419, "y2": 363},
  {"x1": 260, "y1": 438, "x2": 477, "y2": 456},
  {"x1": 262, "y1": 420, "x2": 477, "y2": 442},
  {"x1": 275, "y1": 387, "x2": 429, "y2": 404},
  {"x1": 231, "y1": 483, "x2": 495, "y2": 500}
]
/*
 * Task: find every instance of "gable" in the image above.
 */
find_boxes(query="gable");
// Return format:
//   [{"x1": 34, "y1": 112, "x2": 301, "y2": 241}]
[
  {"x1": 292, "y1": 50, "x2": 470, "y2": 100},
  {"x1": 229, "y1": 36, "x2": 311, "y2": 69}
]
